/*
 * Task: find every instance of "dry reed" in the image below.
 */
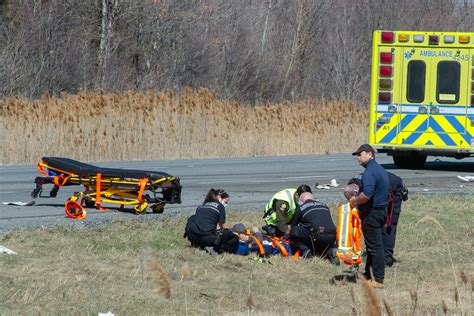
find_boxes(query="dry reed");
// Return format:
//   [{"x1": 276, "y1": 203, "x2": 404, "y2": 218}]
[
  {"x1": 418, "y1": 215, "x2": 462, "y2": 313},
  {"x1": 148, "y1": 259, "x2": 172, "y2": 299},
  {"x1": 180, "y1": 262, "x2": 191, "y2": 281},
  {"x1": 410, "y1": 289, "x2": 418, "y2": 315},
  {"x1": 383, "y1": 298, "x2": 394, "y2": 316},
  {"x1": 350, "y1": 286, "x2": 357, "y2": 316},
  {"x1": 441, "y1": 300, "x2": 448, "y2": 315},
  {"x1": 359, "y1": 277, "x2": 382, "y2": 316},
  {"x1": 0, "y1": 89, "x2": 368, "y2": 165},
  {"x1": 460, "y1": 269, "x2": 468, "y2": 285}
]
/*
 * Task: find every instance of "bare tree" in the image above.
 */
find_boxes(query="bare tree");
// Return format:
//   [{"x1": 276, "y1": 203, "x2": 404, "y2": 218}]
[{"x1": 0, "y1": 0, "x2": 471, "y2": 103}]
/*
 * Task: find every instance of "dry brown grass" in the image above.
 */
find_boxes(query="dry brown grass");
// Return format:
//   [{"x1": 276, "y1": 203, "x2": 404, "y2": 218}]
[
  {"x1": 359, "y1": 276, "x2": 382, "y2": 316},
  {"x1": 147, "y1": 258, "x2": 172, "y2": 299},
  {"x1": 0, "y1": 195, "x2": 473, "y2": 314},
  {"x1": 0, "y1": 89, "x2": 368, "y2": 165}
]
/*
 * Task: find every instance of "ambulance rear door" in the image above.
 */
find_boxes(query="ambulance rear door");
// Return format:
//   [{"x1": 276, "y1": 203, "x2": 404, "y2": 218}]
[
  {"x1": 397, "y1": 47, "x2": 432, "y2": 145},
  {"x1": 398, "y1": 47, "x2": 470, "y2": 148},
  {"x1": 428, "y1": 49, "x2": 470, "y2": 149}
]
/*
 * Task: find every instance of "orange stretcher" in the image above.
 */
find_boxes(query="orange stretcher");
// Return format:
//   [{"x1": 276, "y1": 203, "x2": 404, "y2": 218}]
[{"x1": 31, "y1": 157, "x2": 182, "y2": 219}]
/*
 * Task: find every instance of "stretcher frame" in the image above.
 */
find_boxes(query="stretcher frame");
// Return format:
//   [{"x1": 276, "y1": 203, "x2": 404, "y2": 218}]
[{"x1": 31, "y1": 157, "x2": 182, "y2": 219}]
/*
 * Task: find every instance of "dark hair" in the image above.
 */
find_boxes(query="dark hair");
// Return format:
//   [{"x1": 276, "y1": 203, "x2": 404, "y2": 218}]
[
  {"x1": 203, "y1": 188, "x2": 229, "y2": 204},
  {"x1": 216, "y1": 189, "x2": 229, "y2": 199},
  {"x1": 296, "y1": 184, "x2": 312, "y2": 196}
]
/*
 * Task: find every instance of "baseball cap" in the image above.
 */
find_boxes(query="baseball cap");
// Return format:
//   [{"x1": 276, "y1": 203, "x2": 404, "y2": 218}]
[{"x1": 352, "y1": 144, "x2": 375, "y2": 156}]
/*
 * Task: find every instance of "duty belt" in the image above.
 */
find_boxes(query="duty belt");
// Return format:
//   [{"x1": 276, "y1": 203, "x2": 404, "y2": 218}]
[{"x1": 309, "y1": 226, "x2": 336, "y2": 241}]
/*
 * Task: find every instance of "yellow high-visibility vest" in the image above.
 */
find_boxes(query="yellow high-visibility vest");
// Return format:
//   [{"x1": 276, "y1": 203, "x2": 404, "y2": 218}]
[{"x1": 263, "y1": 188, "x2": 297, "y2": 225}]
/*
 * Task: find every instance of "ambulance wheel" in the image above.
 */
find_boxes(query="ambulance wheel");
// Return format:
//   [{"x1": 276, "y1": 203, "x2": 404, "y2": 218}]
[
  {"x1": 151, "y1": 203, "x2": 165, "y2": 214},
  {"x1": 393, "y1": 153, "x2": 426, "y2": 169},
  {"x1": 65, "y1": 200, "x2": 86, "y2": 219}
]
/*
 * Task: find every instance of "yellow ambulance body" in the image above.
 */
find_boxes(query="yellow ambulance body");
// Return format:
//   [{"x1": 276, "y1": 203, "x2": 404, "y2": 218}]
[{"x1": 369, "y1": 30, "x2": 474, "y2": 168}]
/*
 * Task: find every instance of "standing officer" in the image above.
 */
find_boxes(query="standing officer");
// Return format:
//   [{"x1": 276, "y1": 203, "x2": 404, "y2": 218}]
[
  {"x1": 383, "y1": 172, "x2": 408, "y2": 267},
  {"x1": 262, "y1": 184, "x2": 312, "y2": 237},
  {"x1": 289, "y1": 192, "x2": 338, "y2": 262},
  {"x1": 349, "y1": 144, "x2": 389, "y2": 288}
]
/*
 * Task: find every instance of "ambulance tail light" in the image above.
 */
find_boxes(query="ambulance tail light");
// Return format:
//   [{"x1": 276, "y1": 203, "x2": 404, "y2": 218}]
[
  {"x1": 472, "y1": 69, "x2": 474, "y2": 80},
  {"x1": 379, "y1": 79, "x2": 392, "y2": 90},
  {"x1": 381, "y1": 32, "x2": 395, "y2": 43},
  {"x1": 380, "y1": 52, "x2": 393, "y2": 64},
  {"x1": 379, "y1": 92, "x2": 392, "y2": 104},
  {"x1": 380, "y1": 66, "x2": 393, "y2": 77}
]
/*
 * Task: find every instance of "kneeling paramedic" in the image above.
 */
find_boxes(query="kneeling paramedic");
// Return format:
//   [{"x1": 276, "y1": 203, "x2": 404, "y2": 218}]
[
  {"x1": 262, "y1": 184, "x2": 312, "y2": 237},
  {"x1": 184, "y1": 189, "x2": 239, "y2": 254},
  {"x1": 289, "y1": 192, "x2": 338, "y2": 260}
]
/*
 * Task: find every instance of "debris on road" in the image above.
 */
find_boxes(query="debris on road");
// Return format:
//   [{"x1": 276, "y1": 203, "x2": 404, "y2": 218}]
[
  {"x1": 315, "y1": 184, "x2": 331, "y2": 190},
  {"x1": 315, "y1": 179, "x2": 340, "y2": 190},
  {"x1": 2, "y1": 201, "x2": 35, "y2": 206},
  {"x1": 0, "y1": 245, "x2": 17, "y2": 254},
  {"x1": 457, "y1": 175, "x2": 474, "y2": 182}
]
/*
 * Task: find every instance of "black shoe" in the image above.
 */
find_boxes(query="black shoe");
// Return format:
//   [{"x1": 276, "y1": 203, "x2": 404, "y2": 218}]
[{"x1": 204, "y1": 247, "x2": 218, "y2": 256}]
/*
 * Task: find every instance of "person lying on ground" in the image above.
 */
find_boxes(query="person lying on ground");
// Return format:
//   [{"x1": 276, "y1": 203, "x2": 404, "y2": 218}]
[{"x1": 231, "y1": 224, "x2": 292, "y2": 257}]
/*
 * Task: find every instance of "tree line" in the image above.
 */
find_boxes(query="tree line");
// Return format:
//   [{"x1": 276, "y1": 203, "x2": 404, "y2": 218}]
[{"x1": 0, "y1": 0, "x2": 472, "y2": 104}]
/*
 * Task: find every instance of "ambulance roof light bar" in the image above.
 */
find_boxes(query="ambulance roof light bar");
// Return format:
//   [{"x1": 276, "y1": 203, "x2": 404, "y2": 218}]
[
  {"x1": 398, "y1": 34, "x2": 409, "y2": 42},
  {"x1": 429, "y1": 35, "x2": 439, "y2": 45},
  {"x1": 381, "y1": 31, "x2": 395, "y2": 43},
  {"x1": 459, "y1": 35, "x2": 470, "y2": 44},
  {"x1": 444, "y1": 36, "x2": 455, "y2": 44},
  {"x1": 413, "y1": 35, "x2": 424, "y2": 43}
]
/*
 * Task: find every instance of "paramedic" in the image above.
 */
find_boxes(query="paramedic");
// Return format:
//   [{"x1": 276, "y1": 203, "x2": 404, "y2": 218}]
[
  {"x1": 289, "y1": 192, "x2": 338, "y2": 261},
  {"x1": 349, "y1": 144, "x2": 389, "y2": 288},
  {"x1": 184, "y1": 189, "x2": 238, "y2": 255},
  {"x1": 262, "y1": 184, "x2": 312, "y2": 237}
]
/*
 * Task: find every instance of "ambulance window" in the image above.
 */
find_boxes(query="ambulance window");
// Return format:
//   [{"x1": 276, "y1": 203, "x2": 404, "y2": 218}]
[
  {"x1": 407, "y1": 60, "x2": 426, "y2": 103},
  {"x1": 436, "y1": 61, "x2": 460, "y2": 104}
]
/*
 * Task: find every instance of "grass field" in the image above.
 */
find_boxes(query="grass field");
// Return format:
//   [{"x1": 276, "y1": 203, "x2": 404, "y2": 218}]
[
  {"x1": 0, "y1": 89, "x2": 368, "y2": 165},
  {"x1": 0, "y1": 195, "x2": 472, "y2": 315}
]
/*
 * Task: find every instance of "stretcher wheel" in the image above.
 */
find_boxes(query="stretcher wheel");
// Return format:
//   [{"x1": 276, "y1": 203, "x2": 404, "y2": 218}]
[
  {"x1": 134, "y1": 202, "x2": 148, "y2": 214},
  {"x1": 83, "y1": 198, "x2": 95, "y2": 208},
  {"x1": 151, "y1": 203, "x2": 165, "y2": 214},
  {"x1": 65, "y1": 200, "x2": 86, "y2": 219}
]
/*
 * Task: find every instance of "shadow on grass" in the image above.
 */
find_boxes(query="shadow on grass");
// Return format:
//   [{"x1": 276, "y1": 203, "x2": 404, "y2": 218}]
[
  {"x1": 329, "y1": 273, "x2": 358, "y2": 285},
  {"x1": 35, "y1": 202, "x2": 163, "y2": 216}
]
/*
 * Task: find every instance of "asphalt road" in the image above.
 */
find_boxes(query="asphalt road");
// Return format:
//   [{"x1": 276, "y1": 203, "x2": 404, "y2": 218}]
[{"x1": 0, "y1": 154, "x2": 473, "y2": 232}]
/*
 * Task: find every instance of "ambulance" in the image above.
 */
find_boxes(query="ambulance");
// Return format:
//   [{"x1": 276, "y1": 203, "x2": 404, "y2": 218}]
[{"x1": 369, "y1": 30, "x2": 474, "y2": 168}]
